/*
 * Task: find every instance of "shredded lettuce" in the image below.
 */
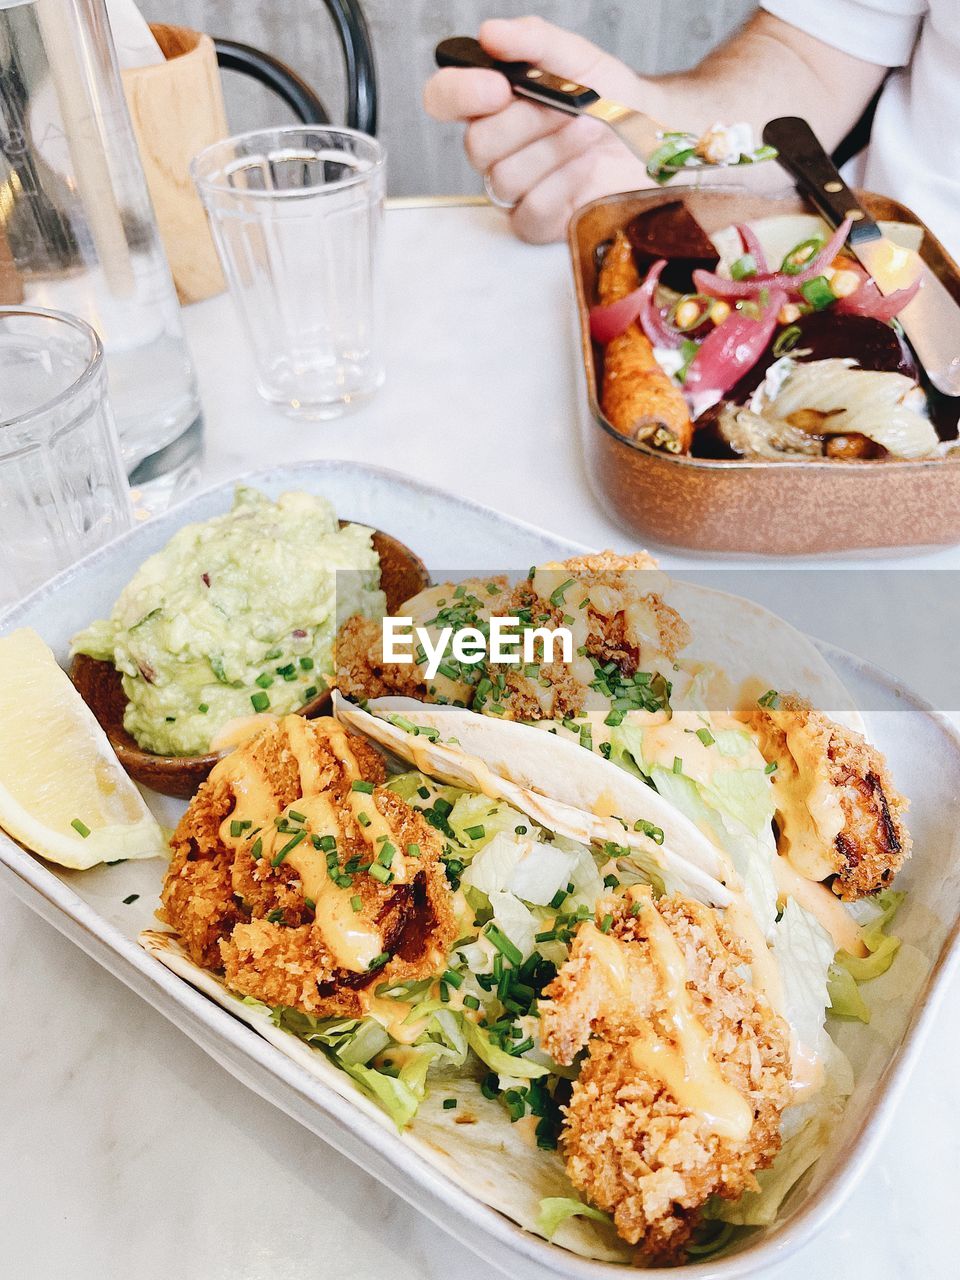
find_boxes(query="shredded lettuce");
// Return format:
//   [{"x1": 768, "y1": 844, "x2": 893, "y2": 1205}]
[
  {"x1": 447, "y1": 792, "x2": 533, "y2": 852},
  {"x1": 342, "y1": 1061, "x2": 420, "y2": 1128},
  {"x1": 463, "y1": 1019, "x2": 549, "y2": 1080},
  {"x1": 537, "y1": 1197, "x2": 611, "y2": 1238},
  {"x1": 828, "y1": 890, "x2": 904, "y2": 1022},
  {"x1": 461, "y1": 831, "x2": 576, "y2": 906}
]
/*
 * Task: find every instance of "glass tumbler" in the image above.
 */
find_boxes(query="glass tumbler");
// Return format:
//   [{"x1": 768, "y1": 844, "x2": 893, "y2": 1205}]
[
  {"x1": 192, "y1": 126, "x2": 385, "y2": 419},
  {"x1": 0, "y1": 306, "x2": 132, "y2": 607}
]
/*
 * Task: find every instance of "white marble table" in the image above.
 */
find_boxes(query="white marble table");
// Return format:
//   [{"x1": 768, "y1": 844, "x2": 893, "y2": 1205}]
[{"x1": 3, "y1": 204, "x2": 959, "y2": 1279}]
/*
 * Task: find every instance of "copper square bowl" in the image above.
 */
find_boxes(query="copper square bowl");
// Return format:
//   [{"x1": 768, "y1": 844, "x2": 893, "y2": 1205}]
[{"x1": 568, "y1": 187, "x2": 960, "y2": 555}]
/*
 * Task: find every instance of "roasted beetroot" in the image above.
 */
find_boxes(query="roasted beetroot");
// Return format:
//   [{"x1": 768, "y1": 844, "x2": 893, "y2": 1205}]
[
  {"x1": 727, "y1": 312, "x2": 919, "y2": 405},
  {"x1": 625, "y1": 201, "x2": 719, "y2": 293}
]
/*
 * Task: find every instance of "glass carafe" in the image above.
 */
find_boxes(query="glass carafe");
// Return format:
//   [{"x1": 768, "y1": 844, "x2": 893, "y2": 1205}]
[{"x1": 0, "y1": 0, "x2": 200, "y2": 472}]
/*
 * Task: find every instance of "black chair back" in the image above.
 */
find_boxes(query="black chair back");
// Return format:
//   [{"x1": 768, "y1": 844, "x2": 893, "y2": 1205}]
[{"x1": 214, "y1": 0, "x2": 377, "y2": 134}]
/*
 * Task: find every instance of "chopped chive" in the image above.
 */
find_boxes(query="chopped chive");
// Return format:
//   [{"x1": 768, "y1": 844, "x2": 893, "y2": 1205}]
[
  {"x1": 548, "y1": 888, "x2": 567, "y2": 909},
  {"x1": 286, "y1": 809, "x2": 306, "y2": 823},
  {"x1": 299, "y1": 656, "x2": 314, "y2": 670},
  {"x1": 266, "y1": 908, "x2": 284, "y2": 924},
  {"x1": 303, "y1": 686, "x2": 318, "y2": 702},
  {"x1": 535, "y1": 929, "x2": 557, "y2": 942},
  {"x1": 367, "y1": 952, "x2": 390, "y2": 971},
  {"x1": 275, "y1": 663, "x2": 296, "y2": 678},
  {"x1": 758, "y1": 689, "x2": 780, "y2": 709},
  {"x1": 369, "y1": 863, "x2": 392, "y2": 884},
  {"x1": 318, "y1": 834, "x2": 336, "y2": 852},
  {"x1": 464, "y1": 824, "x2": 485, "y2": 841},
  {"x1": 198, "y1": 703, "x2": 209, "y2": 714},
  {"x1": 695, "y1": 727, "x2": 715, "y2": 747},
  {"x1": 417, "y1": 786, "x2": 431, "y2": 800},
  {"x1": 303, "y1": 896, "x2": 316, "y2": 911},
  {"x1": 485, "y1": 924, "x2": 522, "y2": 966},
  {"x1": 250, "y1": 691, "x2": 270, "y2": 712},
  {"x1": 377, "y1": 842, "x2": 395, "y2": 868},
  {"x1": 630, "y1": 900, "x2": 642, "y2": 917},
  {"x1": 515, "y1": 825, "x2": 527, "y2": 835},
  {"x1": 336, "y1": 874, "x2": 353, "y2": 889},
  {"x1": 549, "y1": 578, "x2": 575, "y2": 607},
  {"x1": 442, "y1": 968, "x2": 464, "y2": 989},
  {"x1": 603, "y1": 874, "x2": 619, "y2": 888},
  {"x1": 599, "y1": 913, "x2": 614, "y2": 934},
  {"x1": 251, "y1": 837, "x2": 263, "y2": 859},
  {"x1": 255, "y1": 673, "x2": 274, "y2": 689},
  {"x1": 463, "y1": 994, "x2": 481, "y2": 1011},
  {"x1": 264, "y1": 647, "x2": 282, "y2": 661},
  {"x1": 122, "y1": 893, "x2": 139, "y2": 905},
  {"x1": 229, "y1": 819, "x2": 251, "y2": 838},
  {"x1": 442, "y1": 1098, "x2": 457, "y2": 1110},
  {"x1": 351, "y1": 779, "x2": 374, "y2": 794},
  {"x1": 272, "y1": 830, "x2": 306, "y2": 865},
  {"x1": 672, "y1": 756, "x2": 683, "y2": 774},
  {"x1": 71, "y1": 818, "x2": 91, "y2": 838},
  {"x1": 510, "y1": 1037, "x2": 534, "y2": 1056},
  {"x1": 406, "y1": 842, "x2": 421, "y2": 859},
  {"x1": 350, "y1": 895, "x2": 362, "y2": 912},
  {"x1": 357, "y1": 812, "x2": 371, "y2": 828},
  {"x1": 765, "y1": 761, "x2": 778, "y2": 774}
]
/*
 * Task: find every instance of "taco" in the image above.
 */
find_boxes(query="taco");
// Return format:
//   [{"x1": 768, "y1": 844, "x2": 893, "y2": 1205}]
[{"x1": 144, "y1": 556, "x2": 910, "y2": 1265}]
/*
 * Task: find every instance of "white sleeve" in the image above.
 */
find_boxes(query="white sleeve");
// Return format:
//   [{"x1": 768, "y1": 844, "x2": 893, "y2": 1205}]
[{"x1": 759, "y1": 0, "x2": 927, "y2": 67}]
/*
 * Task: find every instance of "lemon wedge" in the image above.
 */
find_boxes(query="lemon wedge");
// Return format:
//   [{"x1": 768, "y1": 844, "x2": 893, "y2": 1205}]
[{"x1": 0, "y1": 628, "x2": 166, "y2": 869}]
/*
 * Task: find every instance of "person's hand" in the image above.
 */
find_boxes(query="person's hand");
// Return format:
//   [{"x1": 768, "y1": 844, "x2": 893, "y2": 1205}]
[{"x1": 424, "y1": 16, "x2": 657, "y2": 243}]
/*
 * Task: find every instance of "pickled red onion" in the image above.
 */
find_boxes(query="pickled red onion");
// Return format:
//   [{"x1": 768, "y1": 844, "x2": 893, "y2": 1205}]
[
  {"x1": 737, "y1": 223, "x2": 769, "y2": 275},
  {"x1": 589, "y1": 288, "x2": 645, "y2": 343},
  {"x1": 637, "y1": 259, "x2": 684, "y2": 348},
  {"x1": 693, "y1": 219, "x2": 853, "y2": 299},
  {"x1": 587, "y1": 259, "x2": 684, "y2": 348},
  {"x1": 684, "y1": 289, "x2": 786, "y2": 395},
  {"x1": 834, "y1": 275, "x2": 921, "y2": 321}
]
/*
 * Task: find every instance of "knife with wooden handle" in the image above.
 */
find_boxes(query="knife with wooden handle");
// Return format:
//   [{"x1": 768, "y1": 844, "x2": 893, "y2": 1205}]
[{"x1": 763, "y1": 116, "x2": 960, "y2": 397}]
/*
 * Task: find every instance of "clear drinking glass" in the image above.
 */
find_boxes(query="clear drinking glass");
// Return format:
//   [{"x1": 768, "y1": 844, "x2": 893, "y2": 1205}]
[
  {"x1": 0, "y1": 0, "x2": 201, "y2": 473},
  {"x1": 0, "y1": 306, "x2": 132, "y2": 607},
  {"x1": 192, "y1": 126, "x2": 385, "y2": 419}
]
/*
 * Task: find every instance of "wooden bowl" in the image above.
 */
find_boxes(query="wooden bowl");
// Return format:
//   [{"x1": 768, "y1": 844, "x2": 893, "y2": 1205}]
[
  {"x1": 70, "y1": 526, "x2": 429, "y2": 799},
  {"x1": 568, "y1": 187, "x2": 960, "y2": 555}
]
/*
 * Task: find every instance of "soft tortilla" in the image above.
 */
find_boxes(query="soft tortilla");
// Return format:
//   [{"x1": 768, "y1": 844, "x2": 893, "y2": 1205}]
[{"x1": 139, "y1": 932, "x2": 631, "y2": 1263}]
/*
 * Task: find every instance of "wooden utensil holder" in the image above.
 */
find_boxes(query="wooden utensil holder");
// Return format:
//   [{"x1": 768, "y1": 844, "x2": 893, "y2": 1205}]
[{"x1": 121, "y1": 24, "x2": 228, "y2": 304}]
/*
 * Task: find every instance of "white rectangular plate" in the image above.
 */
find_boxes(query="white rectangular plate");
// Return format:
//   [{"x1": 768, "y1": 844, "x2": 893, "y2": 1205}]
[{"x1": 2, "y1": 461, "x2": 959, "y2": 1278}]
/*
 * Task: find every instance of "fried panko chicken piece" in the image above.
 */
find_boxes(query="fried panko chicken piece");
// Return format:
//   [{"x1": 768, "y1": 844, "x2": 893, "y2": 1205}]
[
  {"x1": 482, "y1": 554, "x2": 690, "y2": 722},
  {"x1": 160, "y1": 715, "x2": 456, "y2": 1017},
  {"x1": 336, "y1": 577, "x2": 509, "y2": 705},
  {"x1": 752, "y1": 693, "x2": 910, "y2": 899},
  {"x1": 598, "y1": 231, "x2": 693, "y2": 454},
  {"x1": 336, "y1": 552, "x2": 690, "y2": 726},
  {"x1": 539, "y1": 889, "x2": 791, "y2": 1262}
]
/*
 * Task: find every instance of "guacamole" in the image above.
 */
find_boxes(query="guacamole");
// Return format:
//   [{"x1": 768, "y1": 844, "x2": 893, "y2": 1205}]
[{"x1": 71, "y1": 487, "x2": 386, "y2": 756}]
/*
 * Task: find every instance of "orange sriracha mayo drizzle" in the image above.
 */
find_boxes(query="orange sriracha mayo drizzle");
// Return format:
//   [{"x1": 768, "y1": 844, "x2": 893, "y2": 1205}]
[
  {"x1": 213, "y1": 713, "x2": 408, "y2": 974},
  {"x1": 579, "y1": 889, "x2": 752, "y2": 1143}
]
